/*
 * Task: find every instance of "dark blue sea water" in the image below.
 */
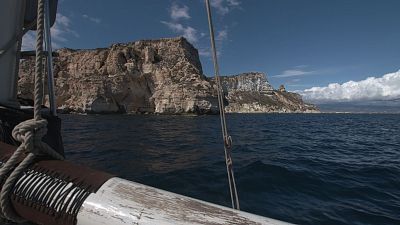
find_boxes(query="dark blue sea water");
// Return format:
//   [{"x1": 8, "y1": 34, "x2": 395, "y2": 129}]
[{"x1": 61, "y1": 114, "x2": 400, "y2": 225}]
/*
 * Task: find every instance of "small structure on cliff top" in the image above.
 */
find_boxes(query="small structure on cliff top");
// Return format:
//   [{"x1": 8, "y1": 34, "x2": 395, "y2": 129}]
[{"x1": 279, "y1": 84, "x2": 286, "y2": 92}]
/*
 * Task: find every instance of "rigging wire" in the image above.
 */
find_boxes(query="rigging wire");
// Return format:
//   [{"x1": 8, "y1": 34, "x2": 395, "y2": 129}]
[{"x1": 205, "y1": 0, "x2": 240, "y2": 210}]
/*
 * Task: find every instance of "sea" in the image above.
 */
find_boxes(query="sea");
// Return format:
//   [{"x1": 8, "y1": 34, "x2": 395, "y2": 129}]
[{"x1": 61, "y1": 113, "x2": 400, "y2": 225}]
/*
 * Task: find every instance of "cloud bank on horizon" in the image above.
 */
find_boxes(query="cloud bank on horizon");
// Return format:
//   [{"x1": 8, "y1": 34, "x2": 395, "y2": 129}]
[{"x1": 300, "y1": 70, "x2": 400, "y2": 103}]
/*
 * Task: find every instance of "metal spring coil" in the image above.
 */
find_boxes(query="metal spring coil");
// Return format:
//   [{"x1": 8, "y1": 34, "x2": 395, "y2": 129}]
[{"x1": 10, "y1": 165, "x2": 93, "y2": 224}]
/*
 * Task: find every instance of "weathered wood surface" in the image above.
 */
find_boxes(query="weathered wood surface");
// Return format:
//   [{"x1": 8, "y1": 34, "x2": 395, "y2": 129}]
[{"x1": 77, "y1": 178, "x2": 294, "y2": 225}]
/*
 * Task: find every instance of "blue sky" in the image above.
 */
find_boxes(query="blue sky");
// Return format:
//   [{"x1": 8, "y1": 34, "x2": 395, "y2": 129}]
[{"x1": 22, "y1": 0, "x2": 400, "y2": 102}]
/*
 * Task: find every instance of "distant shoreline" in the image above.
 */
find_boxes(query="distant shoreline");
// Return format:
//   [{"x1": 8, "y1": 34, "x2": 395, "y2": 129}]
[{"x1": 58, "y1": 110, "x2": 400, "y2": 116}]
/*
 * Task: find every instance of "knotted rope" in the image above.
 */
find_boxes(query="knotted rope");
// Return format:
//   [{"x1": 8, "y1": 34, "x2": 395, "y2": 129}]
[{"x1": 0, "y1": 0, "x2": 64, "y2": 222}]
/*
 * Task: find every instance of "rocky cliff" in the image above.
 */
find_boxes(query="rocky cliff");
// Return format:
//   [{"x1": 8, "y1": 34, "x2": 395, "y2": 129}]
[
  {"x1": 18, "y1": 37, "x2": 318, "y2": 114},
  {"x1": 212, "y1": 72, "x2": 318, "y2": 113}
]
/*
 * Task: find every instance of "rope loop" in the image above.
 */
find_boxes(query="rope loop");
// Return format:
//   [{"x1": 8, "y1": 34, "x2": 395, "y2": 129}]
[
  {"x1": 224, "y1": 135, "x2": 233, "y2": 149},
  {"x1": 12, "y1": 119, "x2": 64, "y2": 159},
  {"x1": 12, "y1": 119, "x2": 47, "y2": 150},
  {"x1": 0, "y1": 119, "x2": 64, "y2": 222}
]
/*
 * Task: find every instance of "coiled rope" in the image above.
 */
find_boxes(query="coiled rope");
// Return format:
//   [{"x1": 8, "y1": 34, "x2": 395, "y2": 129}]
[
  {"x1": 205, "y1": 0, "x2": 240, "y2": 210},
  {"x1": 0, "y1": 0, "x2": 64, "y2": 222}
]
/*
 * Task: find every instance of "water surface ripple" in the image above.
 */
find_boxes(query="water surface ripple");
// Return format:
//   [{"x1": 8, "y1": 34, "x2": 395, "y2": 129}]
[{"x1": 61, "y1": 114, "x2": 400, "y2": 225}]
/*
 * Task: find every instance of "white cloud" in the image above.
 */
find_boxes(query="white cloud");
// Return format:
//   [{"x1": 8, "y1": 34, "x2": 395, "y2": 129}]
[
  {"x1": 273, "y1": 69, "x2": 316, "y2": 78},
  {"x1": 210, "y1": 0, "x2": 241, "y2": 15},
  {"x1": 21, "y1": 32, "x2": 36, "y2": 50},
  {"x1": 198, "y1": 48, "x2": 221, "y2": 57},
  {"x1": 198, "y1": 49, "x2": 211, "y2": 57},
  {"x1": 300, "y1": 70, "x2": 400, "y2": 102},
  {"x1": 82, "y1": 14, "x2": 101, "y2": 24},
  {"x1": 162, "y1": 1, "x2": 236, "y2": 55},
  {"x1": 227, "y1": 0, "x2": 241, "y2": 6},
  {"x1": 162, "y1": 3, "x2": 199, "y2": 44},
  {"x1": 170, "y1": 3, "x2": 190, "y2": 20},
  {"x1": 161, "y1": 21, "x2": 198, "y2": 43},
  {"x1": 210, "y1": 0, "x2": 229, "y2": 15},
  {"x1": 22, "y1": 13, "x2": 78, "y2": 50},
  {"x1": 54, "y1": 13, "x2": 79, "y2": 38},
  {"x1": 196, "y1": 28, "x2": 226, "y2": 58},
  {"x1": 216, "y1": 29, "x2": 228, "y2": 41}
]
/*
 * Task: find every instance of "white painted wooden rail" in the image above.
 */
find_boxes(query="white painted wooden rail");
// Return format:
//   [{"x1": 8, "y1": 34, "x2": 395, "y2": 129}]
[{"x1": 77, "y1": 178, "x2": 294, "y2": 225}]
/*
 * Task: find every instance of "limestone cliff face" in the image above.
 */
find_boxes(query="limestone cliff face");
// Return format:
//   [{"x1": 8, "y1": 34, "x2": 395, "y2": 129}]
[
  {"x1": 218, "y1": 72, "x2": 273, "y2": 93},
  {"x1": 18, "y1": 37, "x2": 318, "y2": 114},
  {"x1": 212, "y1": 72, "x2": 319, "y2": 113},
  {"x1": 19, "y1": 37, "x2": 218, "y2": 114}
]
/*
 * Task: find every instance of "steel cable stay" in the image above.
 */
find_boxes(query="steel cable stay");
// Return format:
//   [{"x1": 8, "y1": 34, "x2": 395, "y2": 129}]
[{"x1": 205, "y1": 0, "x2": 240, "y2": 210}]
